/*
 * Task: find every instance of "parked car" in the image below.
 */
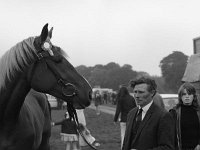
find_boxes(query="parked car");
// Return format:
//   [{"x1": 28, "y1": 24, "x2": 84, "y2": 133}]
[
  {"x1": 160, "y1": 94, "x2": 178, "y2": 111},
  {"x1": 46, "y1": 94, "x2": 58, "y2": 108},
  {"x1": 130, "y1": 93, "x2": 178, "y2": 111}
]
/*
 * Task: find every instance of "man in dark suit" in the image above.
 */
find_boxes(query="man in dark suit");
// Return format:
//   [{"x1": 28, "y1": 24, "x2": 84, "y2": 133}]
[{"x1": 122, "y1": 77, "x2": 175, "y2": 150}]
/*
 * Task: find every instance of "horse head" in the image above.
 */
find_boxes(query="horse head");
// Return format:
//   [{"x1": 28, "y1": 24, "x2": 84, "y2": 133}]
[{"x1": 27, "y1": 23, "x2": 92, "y2": 109}]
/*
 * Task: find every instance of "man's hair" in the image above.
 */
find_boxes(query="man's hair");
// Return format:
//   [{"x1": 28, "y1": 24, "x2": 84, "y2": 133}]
[{"x1": 130, "y1": 77, "x2": 157, "y2": 94}]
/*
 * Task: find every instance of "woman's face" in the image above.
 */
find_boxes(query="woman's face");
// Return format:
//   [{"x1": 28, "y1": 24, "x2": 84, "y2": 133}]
[{"x1": 181, "y1": 89, "x2": 194, "y2": 106}]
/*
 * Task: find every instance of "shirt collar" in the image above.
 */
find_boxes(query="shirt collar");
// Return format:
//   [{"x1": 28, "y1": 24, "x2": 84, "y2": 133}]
[{"x1": 139, "y1": 100, "x2": 153, "y2": 113}]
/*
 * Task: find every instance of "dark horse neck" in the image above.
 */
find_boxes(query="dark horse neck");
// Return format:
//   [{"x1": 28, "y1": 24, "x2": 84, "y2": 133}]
[{"x1": 0, "y1": 73, "x2": 31, "y2": 129}]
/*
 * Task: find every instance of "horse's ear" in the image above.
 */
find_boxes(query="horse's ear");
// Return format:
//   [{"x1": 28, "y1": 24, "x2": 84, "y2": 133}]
[
  {"x1": 40, "y1": 23, "x2": 49, "y2": 42},
  {"x1": 48, "y1": 27, "x2": 53, "y2": 39}
]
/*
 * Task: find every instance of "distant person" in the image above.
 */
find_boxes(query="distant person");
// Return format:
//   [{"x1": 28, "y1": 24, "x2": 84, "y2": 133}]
[
  {"x1": 108, "y1": 92, "x2": 111, "y2": 104},
  {"x1": 111, "y1": 92, "x2": 117, "y2": 105},
  {"x1": 56, "y1": 97, "x2": 64, "y2": 109},
  {"x1": 113, "y1": 86, "x2": 137, "y2": 149},
  {"x1": 169, "y1": 82, "x2": 200, "y2": 150},
  {"x1": 103, "y1": 92, "x2": 108, "y2": 104},
  {"x1": 62, "y1": 102, "x2": 67, "y2": 110},
  {"x1": 153, "y1": 92, "x2": 165, "y2": 109},
  {"x1": 122, "y1": 77, "x2": 175, "y2": 150},
  {"x1": 94, "y1": 91, "x2": 102, "y2": 115},
  {"x1": 51, "y1": 111, "x2": 80, "y2": 150}
]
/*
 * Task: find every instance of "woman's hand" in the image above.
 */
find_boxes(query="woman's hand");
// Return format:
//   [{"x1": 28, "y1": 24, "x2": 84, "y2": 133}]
[
  {"x1": 113, "y1": 121, "x2": 117, "y2": 125},
  {"x1": 51, "y1": 122, "x2": 55, "y2": 127}
]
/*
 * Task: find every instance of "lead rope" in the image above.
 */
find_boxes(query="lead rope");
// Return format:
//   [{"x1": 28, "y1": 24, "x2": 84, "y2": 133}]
[{"x1": 67, "y1": 102, "x2": 98, "y2": 150}]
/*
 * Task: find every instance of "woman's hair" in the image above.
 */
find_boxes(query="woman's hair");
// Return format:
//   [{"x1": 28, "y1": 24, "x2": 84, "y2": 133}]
[
  {"x1": 177, "y1": 82, "x2": 199, "y2": 109},
  {"x1": 117, "y1": 86, "x2": 129, "y2": 98}
]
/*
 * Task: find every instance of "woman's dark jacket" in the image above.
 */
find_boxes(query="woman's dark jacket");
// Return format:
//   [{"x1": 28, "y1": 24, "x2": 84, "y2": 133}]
[
  {"x1": 169, "y1": 106, "x2": 200, "y2": 150},
  {"x1": 114, "y1": 94, "x2": 136, "y2": 122}
]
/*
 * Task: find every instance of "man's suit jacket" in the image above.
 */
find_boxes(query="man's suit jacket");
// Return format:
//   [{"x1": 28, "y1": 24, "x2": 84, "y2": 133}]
[{"x1": 122, "y1": 102, "x2": 175, "y2": 150}]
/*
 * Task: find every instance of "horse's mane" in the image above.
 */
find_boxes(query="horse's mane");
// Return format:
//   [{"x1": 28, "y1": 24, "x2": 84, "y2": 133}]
[{"x1": 0, "y1": 37, "x2": 36, "y2": 90}]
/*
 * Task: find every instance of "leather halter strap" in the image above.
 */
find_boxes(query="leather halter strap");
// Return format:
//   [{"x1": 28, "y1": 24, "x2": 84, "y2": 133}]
[{"x1": 35, "y1": 50, "x2": 77, "y2": 97}]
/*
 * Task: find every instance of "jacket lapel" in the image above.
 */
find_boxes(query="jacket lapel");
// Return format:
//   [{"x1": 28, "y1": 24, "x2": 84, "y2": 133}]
[
  {"x1": 125, "y1": 108, "x2": 138, "y2": 149},
  {"x1": 132, "y1": 103, "x2": 156, "y2": 144}
]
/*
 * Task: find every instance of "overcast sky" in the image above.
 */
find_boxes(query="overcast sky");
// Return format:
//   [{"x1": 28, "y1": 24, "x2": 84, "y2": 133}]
[{"x1": 0, "y1": 0, "x2": 200, "y2": 76}]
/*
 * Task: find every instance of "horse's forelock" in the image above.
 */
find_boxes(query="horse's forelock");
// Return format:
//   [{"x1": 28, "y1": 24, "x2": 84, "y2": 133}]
[
  {"x1": 0, "y1": 37, "x2": 36, "y2": 89},
  {"x1": 60, "y1": 48, "x2": 69, "y2": 59},
  {"x1": 54, "y1": 46, "x2": 68, "y2": 59}
]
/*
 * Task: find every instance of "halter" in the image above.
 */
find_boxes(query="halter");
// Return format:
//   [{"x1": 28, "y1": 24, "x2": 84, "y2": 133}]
[{"x1": 36, "y1": 41, "x2": 77, "y2": 97}]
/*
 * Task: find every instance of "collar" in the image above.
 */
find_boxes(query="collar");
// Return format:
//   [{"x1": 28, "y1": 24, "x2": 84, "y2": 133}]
[{"x1": 139, "y1": 100, "x2": 153, "y2": 114}]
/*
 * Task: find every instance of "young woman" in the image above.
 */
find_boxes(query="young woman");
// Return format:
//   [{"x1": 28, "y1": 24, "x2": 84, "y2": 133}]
[{"x1": 170, "y1": 82, "x2": 200, "y2": 150}]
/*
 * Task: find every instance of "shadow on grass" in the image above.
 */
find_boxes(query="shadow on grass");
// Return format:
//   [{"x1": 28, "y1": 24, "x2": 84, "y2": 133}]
[{"x1": 50, "y1": 108, "x2": 121, "y2": 150}]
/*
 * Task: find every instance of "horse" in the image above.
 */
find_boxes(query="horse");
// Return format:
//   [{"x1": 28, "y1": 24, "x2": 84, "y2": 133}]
[{"x1": 0, "y1": 23, "x2": 92, "y2": 150}]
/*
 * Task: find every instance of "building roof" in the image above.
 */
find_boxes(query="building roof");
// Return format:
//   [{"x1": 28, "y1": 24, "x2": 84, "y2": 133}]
[{"x1": 182, "y1": 53, "x2": 200, "y2": 82}]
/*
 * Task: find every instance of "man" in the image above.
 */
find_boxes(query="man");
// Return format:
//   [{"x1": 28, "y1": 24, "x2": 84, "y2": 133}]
[{"x1": 122, "y1": 77, "x2": 174, "y2": 150}]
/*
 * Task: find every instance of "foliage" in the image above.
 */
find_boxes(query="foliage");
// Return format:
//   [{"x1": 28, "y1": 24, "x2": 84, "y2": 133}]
[
  {"x1": 76, "y1": 62, "x2": 138, "y2": 91},
  {"x1": 76, "y1": 65, "x2": 93, "y2": 80},
  {"x1": 151, "y1": 76, "x2": 173, "y2": 93},
  {"x1": 159, "y1": 51, "x2": 188, "y2": 93},
  {"x1": 76, "y1": 53, "x2": 188, "y2": 94}
]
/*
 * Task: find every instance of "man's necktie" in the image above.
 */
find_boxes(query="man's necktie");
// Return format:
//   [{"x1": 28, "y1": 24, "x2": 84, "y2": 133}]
[
  {"x1": 135, "y1": 108, "x2": 143, "y2": 132},
  {"x1": 130, "y1": 108, "x2": 143, "y2": 149}
]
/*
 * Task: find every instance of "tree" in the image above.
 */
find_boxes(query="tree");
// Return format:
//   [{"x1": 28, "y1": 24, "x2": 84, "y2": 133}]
[
  {"x1": 103, "y1": 64, "x2": 137, "y2": 90},
  {"x1": 89, "y1": 67, "x2": 107, "y2": 87},
  {"x1": 76, "y1": 65, "x2": 92, "y2": 80},
  {"x1": 151, "y1": 76, "x2": 172, "y2": 93},
  {"x1": 159, "y1": 51, "x2": 188, "y2": 93},
  {"x1": 76, "y1": 62, "x2": 138, "y2": 91},
  {"x1": 104, "y1": 62, "x2": 120, "y2": 70}
]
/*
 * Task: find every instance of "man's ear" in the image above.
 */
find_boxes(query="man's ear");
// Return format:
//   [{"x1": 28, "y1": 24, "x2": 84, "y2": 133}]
[{"x1": 151, "y1": 90, "x2": 156, "y2": 98}]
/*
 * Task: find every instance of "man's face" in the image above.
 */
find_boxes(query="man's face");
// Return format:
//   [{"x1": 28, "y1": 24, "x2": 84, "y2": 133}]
[{"x1": 133, "y1": 83, "x2": 153, "y2": 107}]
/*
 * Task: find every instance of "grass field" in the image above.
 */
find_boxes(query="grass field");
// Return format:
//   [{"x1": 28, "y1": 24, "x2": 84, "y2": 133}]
[{"x1": 50, "y1": 108, "x2": 121, "y2": 150}]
